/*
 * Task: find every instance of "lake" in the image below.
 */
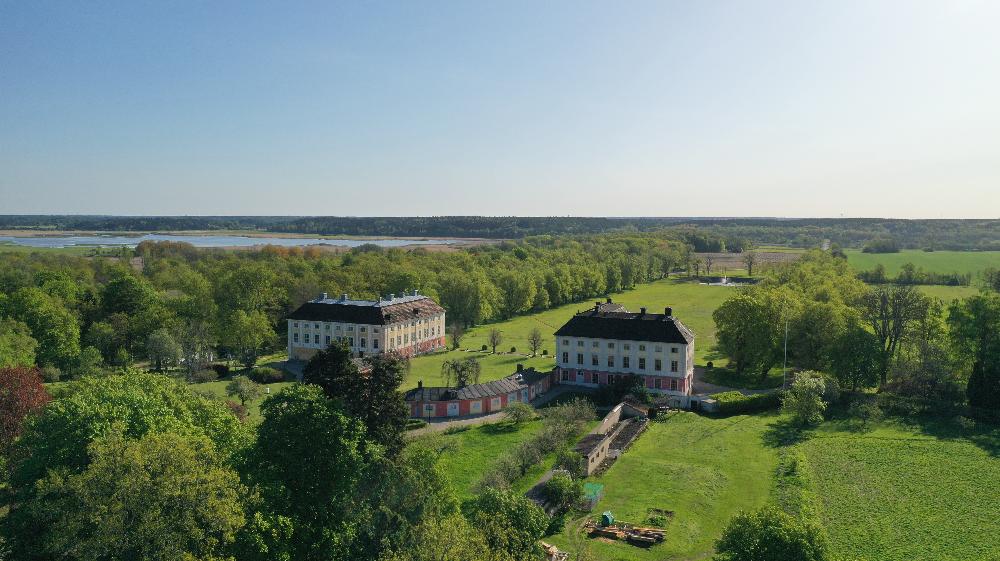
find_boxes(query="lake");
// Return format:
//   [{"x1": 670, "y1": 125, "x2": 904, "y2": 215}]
[{"x1": 0, "y1": 233, "x2": 469, "y2": 249}]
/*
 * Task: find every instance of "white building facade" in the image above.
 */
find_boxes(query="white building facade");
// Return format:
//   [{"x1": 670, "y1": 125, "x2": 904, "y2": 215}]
[
  {"x1": 286, "y1": 291, "x2": 446, "y2": 360},
  {"x1": 554, "y1": 305, "x2": 694, "y2": 397}
]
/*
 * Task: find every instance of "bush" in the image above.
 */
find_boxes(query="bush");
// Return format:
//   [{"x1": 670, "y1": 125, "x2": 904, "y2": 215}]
[
  {"x1": 225, "y1": 400, "x2": 248, "y2": 422},
  {"x1": 503, "y1": 402, "x2": 535, "y2": 425},
  {"x1": 40, "y1": 366, "x2": 62, "y2": 383},
  {"x1": 542, "y1": 349, "x2": 548, "y2": 356},
  {"x1": 481, "y1": 344, "x2": 488, "y2": 351},
  {"x1": 210, "y1": 363, "x2": 230, "y2": 378},
  {"x1": 706, "y1": 361, "x2": 714, "y2": 369},
  {"x1": 847, "y1": 399, "x2": 883, "y2": 431},
  {"x1": 250, "y1": 367, "x2": 285, "y2": 384},
  {"x1": 711, "y1": 391, "x2": 783, "y2": 415},
  {"x1": 510, "y1": 346, "x2": 517, "y2": 353},
  {"x1": 444, "y1": 425, "x2": 470, "y2": 435},
  {"x1": 191, "y1": 369, "x2": 218, "y2": 383},
  {"x1": 541, "y1": 472, "x2": 583, "y2": 513},
  {"x1": 404, "y1": 418, "x2": 428, "y2": 431}
]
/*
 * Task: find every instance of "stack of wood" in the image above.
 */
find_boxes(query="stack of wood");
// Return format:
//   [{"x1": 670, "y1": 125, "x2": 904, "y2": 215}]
[{"x1": 583, "y1": 521, "x2": 665, "y2": 546}]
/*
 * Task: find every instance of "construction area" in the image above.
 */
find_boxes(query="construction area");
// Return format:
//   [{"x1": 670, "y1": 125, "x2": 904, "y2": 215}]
[{"x1": 583, "y1": 510, "x2": 668, "y2": 547}]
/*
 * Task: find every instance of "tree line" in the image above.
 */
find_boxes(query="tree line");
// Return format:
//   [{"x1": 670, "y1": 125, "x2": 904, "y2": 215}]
[
  {"x1": 713, "y1": 251, "x2": 1000, "y2": 411},
  {"x1": 4, "y1": 215, "x2": 1000, "y2": 250},
  {"x1": 0, "y1": 233, "x2": 689, "y2": 378}
]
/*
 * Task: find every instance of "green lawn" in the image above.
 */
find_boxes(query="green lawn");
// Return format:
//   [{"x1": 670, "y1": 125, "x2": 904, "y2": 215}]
[
  {"x1": 405, "y1": 278, "x2": 731, "y2": 389},
  {"x1": 190, "y1": 379, "x2": 294, "y2": 421},
  {"x1": 916, "y1": 284, "x2": 981, "y2": 302},
  {"x1": 798, "y1": 418, "x2": 1000, "y2": 561},
  {"x1": 845, "y1": 249, "x2": 1000, "y2": 277},
  {"x1": 548, "y1": 412, "x2": 780, "y2": 560},
  {"x1": 412, "y1": 420, "x2": 547, "y2": 500}
]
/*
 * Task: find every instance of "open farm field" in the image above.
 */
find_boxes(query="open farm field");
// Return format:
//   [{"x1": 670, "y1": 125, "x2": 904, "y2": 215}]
[
  {"x1": 404, "y1": 278, "x2": 732, "y2": 389},
  {"x1": 549, "y1": 412, "x2": 779, "y2": 560},
  {"x1": 800, "y1": 418, "x2": 1000, "y2": 561},
  {"x1": 845, "y1": 249, "x2": 1000, "y2": 276}
]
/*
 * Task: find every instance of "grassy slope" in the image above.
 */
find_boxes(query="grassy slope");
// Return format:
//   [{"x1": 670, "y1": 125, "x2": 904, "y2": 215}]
[
  {"x1": 549, "y1": 412, "x2": 780, "y2": 561},
  {"x1": 404, "y1": 278, "x2": 731, "y2": 389},
  {"x1": 800, "y1": 418, "x2": 1000, "y2": 561},
  {"x1": 845, "y1": 249, "x2": 1000, "y2": 276},
  {"x1": 412, "y1": 420, "x2": 547, "y2": 501}
]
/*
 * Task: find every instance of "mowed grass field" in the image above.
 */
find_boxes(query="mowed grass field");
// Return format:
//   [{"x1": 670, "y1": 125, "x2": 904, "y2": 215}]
[
  {"x1": 190, "y1": 379, "x2": 294, "y2": 421},
  {"x1": 404, "y1": 278, "x2": 732, "y2": 389},
  {"x1": 549, "y1": 412, "x2": 780, "y2": 561},
  {"x1": 800, "y1": 419, "x2": 1000, "y2": 561},
  {"x1": 845, "y1": 249, "x2": 1000, "y2": 276}
]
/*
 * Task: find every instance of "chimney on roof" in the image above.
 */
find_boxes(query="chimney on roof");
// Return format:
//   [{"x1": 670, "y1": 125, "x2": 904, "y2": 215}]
[
  {"x1": 516, "y1": 363, "x2": 523, "y2": 373},
  {"x1": 665, "y1": 306, "x2": 673, "y2": 317},
  {"x1": 606, "y1": 297, "x2": 612, "y2": 304},
  {"x1": 594, "y1": 302, "x2": 600, "y2": 312},
  {"x1": 413, "y1": 289, "x2": 419, "y2": 296},
  {"x1": 340, "y1": 293, "x2": 348, "y2": 301},
  {"x1": 418, "y1": 379, "x2": 423, "y2": 389},
  {"x1": 389, "y1": 293, "x2": 395, "y2": 300},
  {"x1": 640, "y1": 307, "x2": 646, "y2": 315},
  {"x1": 320, "y1": 292, "x2": 328, "y2": 301}
]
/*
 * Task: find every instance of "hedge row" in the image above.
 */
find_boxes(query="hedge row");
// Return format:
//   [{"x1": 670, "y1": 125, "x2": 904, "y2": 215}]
[{"x1": 711, "y1": 390, "x2": 784, "y2": 415}]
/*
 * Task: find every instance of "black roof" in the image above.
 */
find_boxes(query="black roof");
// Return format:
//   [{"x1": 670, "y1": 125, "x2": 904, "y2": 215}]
[
  {"x1": 404, "y1": 368, "x2": 552, "y2": 402},
  {"x1": 287, "y1": 295, "x2": 445, "y2": 325},
  {"x1": 554, "y1": 310, "x2": 693, "y2": 344}
]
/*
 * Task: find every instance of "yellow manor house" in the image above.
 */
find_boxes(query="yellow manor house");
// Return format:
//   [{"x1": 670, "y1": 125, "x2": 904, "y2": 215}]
[{"x1": 286, "y1": 290, "x2": 446, "y2": 360}]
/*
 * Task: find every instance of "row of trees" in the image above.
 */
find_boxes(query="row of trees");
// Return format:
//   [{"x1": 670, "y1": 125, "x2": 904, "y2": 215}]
[
  {"x1": 713, "y1": 250, "x2": 1000, "y2": 409},
  {"x1": 0, "y1": 342, "x2": 554, "y2": 561},
  {"x1": 0, "y1": 232, "x2": 691, "y2": 379}
]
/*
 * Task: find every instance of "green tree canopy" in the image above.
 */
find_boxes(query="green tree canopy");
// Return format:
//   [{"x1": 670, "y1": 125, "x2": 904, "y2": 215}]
[
  {"x1": 715, "y1": 507, "x2": 829, "y2": 561},
  {"x1": 0, "y1": 317, "x2": 38, "y2": 368}
]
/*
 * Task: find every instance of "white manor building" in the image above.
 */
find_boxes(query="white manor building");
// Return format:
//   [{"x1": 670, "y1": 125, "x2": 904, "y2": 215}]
[
  {"x1": 286, "y1": 290, "x2": 446, "y2": 360},
  {"x1": 554, "y1": 303, "x2": 695, "y2": 400}
]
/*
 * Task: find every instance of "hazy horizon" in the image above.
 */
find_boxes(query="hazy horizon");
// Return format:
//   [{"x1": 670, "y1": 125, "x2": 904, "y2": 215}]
[{"x1": 3, "y1": 1, "x2": 999, "y2": 218}]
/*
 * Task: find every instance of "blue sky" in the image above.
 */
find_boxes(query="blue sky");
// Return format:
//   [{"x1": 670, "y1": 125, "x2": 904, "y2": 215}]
[{"x1": 1, "y1": 1, "x2": 998, "y2": 217}]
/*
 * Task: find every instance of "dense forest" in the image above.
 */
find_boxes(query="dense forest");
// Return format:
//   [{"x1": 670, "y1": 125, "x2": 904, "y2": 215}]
[
  {"x1": 0, "y1": 233, "x2": 689, "y2": 378},
  {"x1": 4, "y1": 215, "x2": 1000, "y2": 250}
]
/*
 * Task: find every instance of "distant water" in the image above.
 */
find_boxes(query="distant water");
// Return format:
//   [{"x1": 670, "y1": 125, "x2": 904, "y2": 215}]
[{"x1": 0, "y1": 233, "x2": 467, "y2": 249}]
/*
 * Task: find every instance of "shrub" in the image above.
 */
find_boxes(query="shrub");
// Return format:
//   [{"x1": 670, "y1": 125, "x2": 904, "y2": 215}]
[
  {"x1": 40, "y1": 366, "x2": 62, "y2": 383},
  {"x1": 542, "y1": 349, "x2": 548, "y2": 356},
  {"x1": 541, "y1": 472, "x2": 583, "y2": 513},
  {"x1": 250, "y1": 367, "x2": 284, "y2": 384},
  {"x1": 210, "y1": 363, "x2": 230, "y2": 378},
  {"x1": 716, "y1": 507, "x2": 829, "y2": 561},
  {"x1": 404, "y1": 418, "x2": 428, "y2": 431},
  {"x1": 847, "y1": 399, "x2": 883, "y2": 431},
  {"x1": 444, "y1": 425, "x2": 471, "y2": 435},
  {"x1": 783, "y1": 374, "x2": 827, "y2": 426},
  {"x1": 191, "y1": 369, "x2": 218, "y2": 383},
  {"x1": 510, "y1": 346, "x2": 517, "y2": 353},
  {"x1": 553, "y1": 447, "x2": 585, "y2": 477},
  {"x1": 503, "y1": 402, "x2": 535, "y2": 425},
  {"x1": 712, "y1": 391, "x2": 783, "y2": 415},
  {"x1": 481, "y1": 344, "x2": 488, "y2": 351},
  {"x1": 706, "y1": 361, "x2": 714, "y2": 369},
  {"x1": 225, "y1": 400, "x2": 248, "y2": 422}
]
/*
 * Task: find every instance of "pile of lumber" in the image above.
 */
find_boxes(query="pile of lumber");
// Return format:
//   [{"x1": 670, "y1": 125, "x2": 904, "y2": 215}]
[{"x1": 583, "y1": 522, "x2": 665, "y2": 546}]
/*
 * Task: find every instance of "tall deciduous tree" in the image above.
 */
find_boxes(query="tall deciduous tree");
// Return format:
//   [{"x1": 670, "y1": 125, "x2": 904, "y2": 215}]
[
  {"x1": 441, "y1": 357, "x2": 481, "y2": 388},
  {"x1": 527, "y1": 327, "x2": 543, "y2": 357},
  {"x1": 0, "y1": 318, "x2": 37, "y2": 368},
  {"x1": 466, "y1": 488, "x2": 548, "y2": 561},
  {"x1": 227, "y1": 375, "x2": 262, "y2": 407},
  {"x1": 30, "y1": 432, "x2": 246, "y2": 561},
  {"x1": 303, "y1": 344, "x2": 409, "y2": 454},
  {"x1": 0, "y1": 366, "x2": 50, "y2": 452},
  {"x1": 222, "y1": 310, "x2": 275, "y2": 371},
  {"x1": 246, "y1": 384, "x2": 377, "y2": 561},
  {"x1": 949, "y1": 293, "x2": 1000, "y2": 410},
  {"x1": 859, "y1": 285, "x2": 930, "y2": 387},
  {"x1": 145, "y1": 328, "x2": 181, "y2": 372},
  {"x1": 2, "y1": 287, "x2": 80, "y2": 369},
  {"x1": 488, "y1": 328, "x2": 504, "y2": 354},
  {"x1": 449, "y1": 323, "x2": 464, "y2": 350}
]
